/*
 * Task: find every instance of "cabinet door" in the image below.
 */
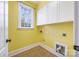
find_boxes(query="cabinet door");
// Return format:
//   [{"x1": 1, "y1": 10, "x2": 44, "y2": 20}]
[
  {"x1": 59, "y1": 1, "x2": 74, "y2": 22},
  {"x1": 37, "y1": 5, "x2": 47, "y2": 25},
  {"x1": 47, "y1": 2, "x2": 58, "y2": 24}
]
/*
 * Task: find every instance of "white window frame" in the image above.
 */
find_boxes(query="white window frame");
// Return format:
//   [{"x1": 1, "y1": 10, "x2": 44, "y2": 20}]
[{"x1": 18, "y1": 2, "x2": 34, "y2": 29}]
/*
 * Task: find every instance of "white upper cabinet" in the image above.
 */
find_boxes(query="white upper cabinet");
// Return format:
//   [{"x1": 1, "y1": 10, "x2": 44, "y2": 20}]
[
  {"x1": 37, "y1": 2, "x2": 74, "y2": 26},
  {"x1": 37, "y1": 4, "x2": 48, "y2": 25},
  {"x1": 58, "y1": 1, "x2": 74, "y2": 22},
  {"x1": 47, "y1": 2, "x2": 58, "y2": 24}
]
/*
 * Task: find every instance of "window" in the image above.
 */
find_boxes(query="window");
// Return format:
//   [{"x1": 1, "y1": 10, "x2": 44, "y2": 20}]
[{"x1": 18, "y1": 2, "x2": 34, "y2": 29}]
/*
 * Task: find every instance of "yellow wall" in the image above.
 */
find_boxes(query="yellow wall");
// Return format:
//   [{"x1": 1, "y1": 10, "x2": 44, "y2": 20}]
[
  {"x1": 40, "y1": 22, "x2": 73, "y2": 56},
  {"x1": 8, "y1": 1, "x2": 44, "y2": 52}
]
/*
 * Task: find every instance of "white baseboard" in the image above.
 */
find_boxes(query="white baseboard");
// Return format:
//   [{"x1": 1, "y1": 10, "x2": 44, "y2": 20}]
[
  {"x1": 9, "y1": 43, "x2": 40, "y2": 56},
  {"x1": 38, "y1": 42, "x2": 65, "y2": 57},
  {"x1": 9, "y1": 42, "x2": 65, "y2": 57}
]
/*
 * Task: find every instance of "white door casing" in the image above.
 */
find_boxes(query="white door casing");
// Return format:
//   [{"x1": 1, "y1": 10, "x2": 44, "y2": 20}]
[
  {"x1": 74, "y1": 1, "x2": 79, "y2": 57},
  {"x1": 0, "y1": 1, "x2": 8, "y2": 57}
]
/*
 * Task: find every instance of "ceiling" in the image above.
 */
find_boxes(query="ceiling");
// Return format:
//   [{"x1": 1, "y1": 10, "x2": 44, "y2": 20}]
[{"x1": 31, "y1": 1, "x2": 40, "y2": 4}]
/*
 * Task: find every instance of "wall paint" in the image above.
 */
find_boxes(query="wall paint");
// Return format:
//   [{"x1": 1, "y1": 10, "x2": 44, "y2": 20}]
[
  {"x1": 8, "y1": 1, "x2": 44, "y2": 52},
  {"x1": 38, "y1": 22, "x2": 73, "y2": 56}
]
